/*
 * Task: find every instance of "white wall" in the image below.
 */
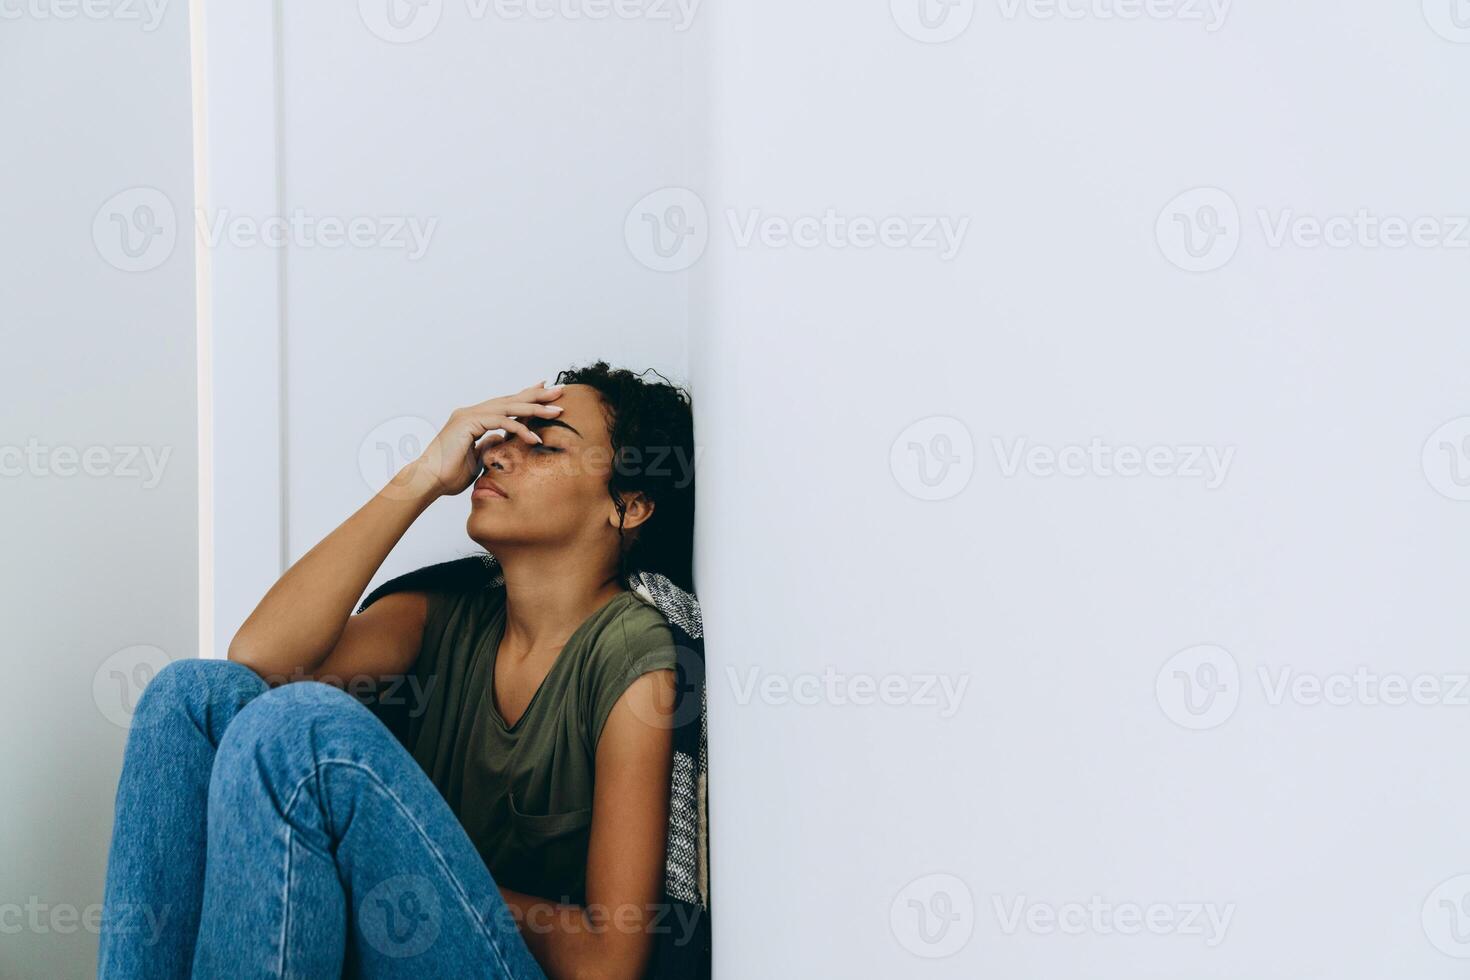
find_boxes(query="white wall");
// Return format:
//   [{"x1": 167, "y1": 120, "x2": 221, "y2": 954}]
[
  {"x1": 207, "y1": 2, "x2": 702, "y2": 654},
  {"x1": 0, "y1": 6, "x2": 198, "y2": 979},
  {"x1": 696, "y1": 1, "x2": 1470, "y2": 977},
  {"x1": 191, "y1": 1, "x2": 1470, "y2": 977}
]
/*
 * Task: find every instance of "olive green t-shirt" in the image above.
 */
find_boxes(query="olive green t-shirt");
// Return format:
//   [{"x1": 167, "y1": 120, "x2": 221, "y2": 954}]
[{"x1": 379, "y1": 583, "x2": 677, "y2": 905}]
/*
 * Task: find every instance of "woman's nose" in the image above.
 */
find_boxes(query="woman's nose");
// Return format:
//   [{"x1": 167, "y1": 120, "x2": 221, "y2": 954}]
[
  {"x1": 480, "y1": 437, "x2": 512, "y2": 471},
  {"x1": 481, "y1": 428, "x2": 539, "y2": 470}
]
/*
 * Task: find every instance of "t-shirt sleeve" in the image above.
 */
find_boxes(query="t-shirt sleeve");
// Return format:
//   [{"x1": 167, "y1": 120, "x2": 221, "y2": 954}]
[{"x1": 584, "y1": 602, "x2": 679, "y2": 752}]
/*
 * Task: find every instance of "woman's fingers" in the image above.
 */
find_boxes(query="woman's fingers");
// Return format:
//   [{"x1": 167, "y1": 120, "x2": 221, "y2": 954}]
[
  {"x1": 471, "y1": 413, "x2": 541, "y2": 445},
  {"x1": 504, "y1": 400, "x2": 564, "y2": 417},
  {"x1": 414, "y1": 384, "x2": 562, "y2": 497},
  {"x1": 502, "y1": 417, "x2": 542, "y2": 444},
  {"x1": 519, "y1": 381, "x2": 564, "y2": 402},
  {"x1": 452, "y1": 385, "x2": 565, "y2": 461},
  {"x1": 464, "y1": 393, "x2": 562, "y2": 428}
]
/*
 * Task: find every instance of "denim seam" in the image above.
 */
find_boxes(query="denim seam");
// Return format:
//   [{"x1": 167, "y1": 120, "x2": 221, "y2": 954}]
[
  {"x1": 279, "y1": 826, "x2": 294, "y2": 978},
  {"x1": 278, "y1": 756, "x2": 518, "y2": 977}
]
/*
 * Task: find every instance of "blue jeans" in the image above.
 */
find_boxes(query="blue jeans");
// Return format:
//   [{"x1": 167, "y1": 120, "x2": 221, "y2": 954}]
[{"x1": 97, "y1": 658, "x2": 547, "y2": 979}]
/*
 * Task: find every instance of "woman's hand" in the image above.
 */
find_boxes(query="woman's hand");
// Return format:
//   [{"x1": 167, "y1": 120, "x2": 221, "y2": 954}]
[{"x1": 399, "y1": 382, "x2": 566, "y2": 499}]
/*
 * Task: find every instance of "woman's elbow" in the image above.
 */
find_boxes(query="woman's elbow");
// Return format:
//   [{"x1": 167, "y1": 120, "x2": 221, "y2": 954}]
[{"x1": 225, "y1": 642, "x2": 283, "y2": 686}]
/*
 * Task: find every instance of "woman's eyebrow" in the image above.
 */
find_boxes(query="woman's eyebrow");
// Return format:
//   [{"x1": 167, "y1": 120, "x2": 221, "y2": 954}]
[{"x1": 526, "y1": 417, "x2": 582, "y2": 438}]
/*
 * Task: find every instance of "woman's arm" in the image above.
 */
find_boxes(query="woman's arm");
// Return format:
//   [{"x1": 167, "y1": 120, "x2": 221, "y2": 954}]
[
  {"x1": 227, "y1": 468, "x2": 441, "y2": 684},
  {"x1": 228, "y1": 382, "x2": 566, "y2": 683},
  {"x1": 500, "y1": 669, "x2": 678, "y2": 980}
]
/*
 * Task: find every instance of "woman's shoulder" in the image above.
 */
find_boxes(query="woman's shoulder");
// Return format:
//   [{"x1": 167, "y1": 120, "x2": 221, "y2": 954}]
[
  {"x1": 566, "y1": 591, "x2": 676, "y2": 678},
  {"x1": 597, "y1": 590, "x2": 676, "y2": 656},
  {"x1": 357, "y1": 554, "x2": 502, "y2": 614},
  {"x1": 577, "y1": 591, "x2": 680, "y2": 749}
]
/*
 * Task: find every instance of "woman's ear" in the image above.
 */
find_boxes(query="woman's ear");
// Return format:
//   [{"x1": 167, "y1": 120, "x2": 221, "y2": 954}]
[{"x1": 609, "y1": 491, "x2": 655, "y2": 532}]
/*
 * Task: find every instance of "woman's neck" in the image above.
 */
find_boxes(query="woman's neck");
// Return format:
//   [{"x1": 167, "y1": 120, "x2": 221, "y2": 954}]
[{"x1": 494, "y1": 546, "x2": 625, "y2": 656}]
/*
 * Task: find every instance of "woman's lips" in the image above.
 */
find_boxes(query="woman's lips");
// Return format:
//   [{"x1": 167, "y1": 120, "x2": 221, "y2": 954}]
[{"x1": 472, "y1": 479, "x2": 509, "y2": 500}]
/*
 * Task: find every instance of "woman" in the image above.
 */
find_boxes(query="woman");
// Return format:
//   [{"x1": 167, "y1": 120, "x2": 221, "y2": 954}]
[{"x1": 97, "y1": 362, "x2": 697, "y2": 979}]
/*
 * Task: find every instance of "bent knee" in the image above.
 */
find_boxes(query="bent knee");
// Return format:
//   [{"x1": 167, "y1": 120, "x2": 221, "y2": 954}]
[
  {"x1": 215, "y1": 680, "x2": 386, "y2": 764},
  {"x1": 133, "y1": 657, "x2": 266, "y2": 723}
]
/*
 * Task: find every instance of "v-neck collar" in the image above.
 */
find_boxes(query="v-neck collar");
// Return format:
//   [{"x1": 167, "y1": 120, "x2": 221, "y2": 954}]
[{"x1": 484, "y1": 589, "x2": 634, "y2": 733}]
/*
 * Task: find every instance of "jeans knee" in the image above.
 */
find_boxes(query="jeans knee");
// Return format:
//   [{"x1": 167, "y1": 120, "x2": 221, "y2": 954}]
[
  {"x1": 132, "y1": 658, "x2": 267, "y2": 731},
  {"x1": 214, "y1": 680, "x2": 382, "y2": 775}
]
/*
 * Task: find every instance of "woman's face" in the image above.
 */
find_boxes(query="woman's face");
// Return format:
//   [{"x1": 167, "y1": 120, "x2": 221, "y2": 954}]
[{"x1": 466, "y1": 384, "x2": 649, "y2": 553}]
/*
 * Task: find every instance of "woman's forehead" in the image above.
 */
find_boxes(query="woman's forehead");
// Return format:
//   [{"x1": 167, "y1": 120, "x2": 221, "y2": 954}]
[{"x1": 550, "y1": 384, "x2": 610, "y2": 439}]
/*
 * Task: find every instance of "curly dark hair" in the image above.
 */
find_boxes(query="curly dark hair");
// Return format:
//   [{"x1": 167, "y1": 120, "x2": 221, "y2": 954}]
[{"x1": 553, "y1": 360, "x2": 696, "y2": 594}]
